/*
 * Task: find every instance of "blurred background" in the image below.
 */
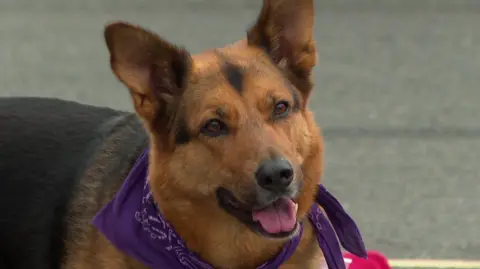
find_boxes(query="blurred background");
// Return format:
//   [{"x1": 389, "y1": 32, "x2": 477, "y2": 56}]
[{"x1": 1, "y1": 0, "x2": 479, "y2": 267}]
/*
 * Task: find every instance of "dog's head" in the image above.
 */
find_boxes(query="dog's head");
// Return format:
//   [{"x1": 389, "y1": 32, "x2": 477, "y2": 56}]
[{"x1": 105, "y1": 0, "x2": 322, "y2": 240}]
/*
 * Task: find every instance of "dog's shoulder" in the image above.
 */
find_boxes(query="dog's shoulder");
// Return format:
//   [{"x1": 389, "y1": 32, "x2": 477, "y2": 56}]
[{"x1": 61, "y1": 104, "x2": 150, "y2": 269}]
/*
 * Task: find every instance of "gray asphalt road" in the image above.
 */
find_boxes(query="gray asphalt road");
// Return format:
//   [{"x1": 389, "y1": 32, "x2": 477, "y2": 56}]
[{"x1": 1, "y1": 0, "x2": 479, "y2": 262}]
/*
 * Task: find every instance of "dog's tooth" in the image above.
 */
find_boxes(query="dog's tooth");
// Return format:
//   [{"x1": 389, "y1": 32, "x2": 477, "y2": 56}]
[{"x1": 294, "y1": 203, "x2": 299, "y2": 212}]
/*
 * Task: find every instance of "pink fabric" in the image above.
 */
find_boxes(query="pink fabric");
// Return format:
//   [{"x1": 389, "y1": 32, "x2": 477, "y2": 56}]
[{"x1": 344, "y1": 250, "x2": 391, "y2": 269}]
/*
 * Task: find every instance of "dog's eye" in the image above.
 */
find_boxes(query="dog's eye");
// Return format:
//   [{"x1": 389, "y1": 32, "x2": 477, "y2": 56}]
[
  {"x1": 200, "y1": 119, "x2": 228, "y2": 137},
  {"x1": 272, "y1": 101, "x2": 290, "y2": 119}
]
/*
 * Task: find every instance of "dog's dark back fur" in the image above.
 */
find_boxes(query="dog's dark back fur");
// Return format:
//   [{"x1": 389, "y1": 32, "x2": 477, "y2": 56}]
[{"x1": 0, "y1": 97, "x2": 145, "y2": 269}]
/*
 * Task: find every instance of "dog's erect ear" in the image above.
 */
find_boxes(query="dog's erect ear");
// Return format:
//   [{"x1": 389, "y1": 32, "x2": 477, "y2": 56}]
[
  {"x1": 104, "y1": 22, "x2": 192, "y2": 123},
  {"x1": 247, "y1": 0, "x2": 316, "y2": 99}
]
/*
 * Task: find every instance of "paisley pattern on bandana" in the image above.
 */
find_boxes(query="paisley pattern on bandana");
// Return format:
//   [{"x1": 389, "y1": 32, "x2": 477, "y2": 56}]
[
  {"x1": 134, "y1": 185, "x2": 214, "y2": 269},
  {"x1": 92, "y1": 148, "x2": 367, "y2": 269}
]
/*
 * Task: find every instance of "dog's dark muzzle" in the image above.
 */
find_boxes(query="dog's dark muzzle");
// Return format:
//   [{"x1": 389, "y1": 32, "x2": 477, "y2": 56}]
[
  {"x1": 215, "y1": 158, "x2": 302, "y2": 239},
  {"x1": 255, "y1": 158, "x2": 294, "y2": 193}
]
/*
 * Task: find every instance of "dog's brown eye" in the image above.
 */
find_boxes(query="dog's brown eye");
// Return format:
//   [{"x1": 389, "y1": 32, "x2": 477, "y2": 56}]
[
  {"x1": 273, "y1": 101, "x2": 290, "y2": 119},
  {"x1": 201, "y1": 119, "x2": 228, "y2": 137}
]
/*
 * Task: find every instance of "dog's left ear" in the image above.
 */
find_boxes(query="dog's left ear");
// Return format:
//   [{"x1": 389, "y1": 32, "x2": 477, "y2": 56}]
[{"x1": 247, "y1": 0, "x2": 316, "y2": 100}]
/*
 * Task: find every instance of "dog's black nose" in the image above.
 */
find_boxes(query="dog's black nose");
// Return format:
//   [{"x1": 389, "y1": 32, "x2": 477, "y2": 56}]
[{"x1": 255, "y1": 158, "x2": 294, "y2": 192}]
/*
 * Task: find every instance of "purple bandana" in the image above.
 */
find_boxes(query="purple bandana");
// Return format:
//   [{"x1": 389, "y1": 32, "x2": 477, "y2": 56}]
[{"x1": 92, "y1": 149, "x2": 367, "y2": 269}]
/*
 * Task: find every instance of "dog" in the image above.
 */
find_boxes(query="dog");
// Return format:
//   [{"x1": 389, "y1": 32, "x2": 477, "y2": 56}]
[{"x1": 0, "y1": 0, "x2": 367, "y2": 268}]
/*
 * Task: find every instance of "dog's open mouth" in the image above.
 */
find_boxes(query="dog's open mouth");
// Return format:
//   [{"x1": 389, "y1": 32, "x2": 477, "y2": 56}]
[{"x1": 216, "y1": 187, "x2": 300, "y2": 238}]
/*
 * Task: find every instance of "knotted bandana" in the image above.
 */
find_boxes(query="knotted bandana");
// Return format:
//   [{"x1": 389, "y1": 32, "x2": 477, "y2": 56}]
[{"x1": 93, "y1": 148, "x2": 367, "y2": 268}]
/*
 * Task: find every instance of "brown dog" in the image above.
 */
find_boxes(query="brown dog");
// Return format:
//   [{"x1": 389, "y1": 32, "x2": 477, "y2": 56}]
[
  {"x1": 94, "y1": 0, "x2": 323, "y2": 267},
  {"x1": 0, "y1": 0, "x2": 359, "y2": 268}
]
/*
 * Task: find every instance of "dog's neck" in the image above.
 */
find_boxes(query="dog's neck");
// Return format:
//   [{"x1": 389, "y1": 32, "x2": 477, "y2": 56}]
[
  {"x1": 149, "y1": 177, "x2": 289, "y2": 268},
  {"x1": 92, "y1": 146, "x2": 367, "y2": 269}
]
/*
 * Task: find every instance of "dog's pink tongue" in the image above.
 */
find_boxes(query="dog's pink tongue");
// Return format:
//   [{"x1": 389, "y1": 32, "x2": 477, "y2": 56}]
[{"x1": 252, "y1": 198, "x2": 297, "y2": 234}]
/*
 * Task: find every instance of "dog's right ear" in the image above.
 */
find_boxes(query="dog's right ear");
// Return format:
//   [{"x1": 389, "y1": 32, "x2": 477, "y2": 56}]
[
  {"x1": 247, "y1": 0, "x2": 316, "y2": 102},
  {"x1": 104, "y1": 22, "x2": 192, "y2": 124}
]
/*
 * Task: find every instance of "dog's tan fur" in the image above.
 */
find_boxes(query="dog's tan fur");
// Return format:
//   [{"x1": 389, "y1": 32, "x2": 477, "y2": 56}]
[{"x1": 63, "y1": 0, "x2": 326, "y2": 268}]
